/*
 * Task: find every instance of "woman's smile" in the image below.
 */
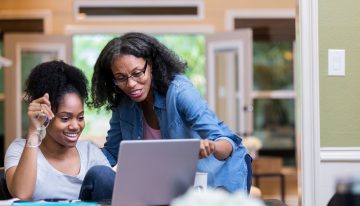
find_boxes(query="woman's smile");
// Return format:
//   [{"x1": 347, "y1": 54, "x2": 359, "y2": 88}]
[{"x1": 128, "y1": 88, "x2": 144, "y2": 99}]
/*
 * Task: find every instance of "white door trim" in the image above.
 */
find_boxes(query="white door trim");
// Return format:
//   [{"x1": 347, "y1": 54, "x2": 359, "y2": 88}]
[
  {"x1": 298, "y1": 0, "x2": 320, "y2": 205},
  {"x1": 320, "y1": 147, "x2": 360, "y2": 162}
]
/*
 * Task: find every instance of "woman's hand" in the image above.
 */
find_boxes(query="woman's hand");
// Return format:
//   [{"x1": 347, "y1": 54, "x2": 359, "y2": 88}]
[
  {"x1": 27, "y1": 93, "x2": 54, "y2": 133},
  {"x1": 198, "y1": 138, "x2": 233, "y2": 160},
  {"x1": 198, "y1": 139, "x2": 216, "y2": 159}
]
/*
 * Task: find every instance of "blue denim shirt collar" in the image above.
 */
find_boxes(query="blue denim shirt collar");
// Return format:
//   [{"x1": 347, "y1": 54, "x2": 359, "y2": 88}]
[{"x1": 153, "y1": 90, "x2": 166, "y2": 109}]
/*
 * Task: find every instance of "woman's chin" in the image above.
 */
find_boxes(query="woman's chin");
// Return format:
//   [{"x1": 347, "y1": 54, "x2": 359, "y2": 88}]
[{"x1": 130, "y1": 94, "x2": 146, "y2": 102}]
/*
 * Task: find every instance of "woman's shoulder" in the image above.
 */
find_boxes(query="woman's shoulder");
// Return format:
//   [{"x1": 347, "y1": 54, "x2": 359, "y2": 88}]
[
  {"x1": 76, "y1": 139, "x2": 100, "y2": 150},
  {"x1": 4, "y1": 138, "x2": 26, "y2": 171},
  {"x1": 76, "y1": 140, "x2": 103, "y2": 158},
  {"x1": 169, "y1": 75, "x2": 194, "y2": 90},
  {"x1": 5, "y1": 138, "x2": 26, "y2": 157},
  {"x1": 7, "y1": 137, "x2": 26, "y2": 150},
  {"x1": 164, "y1": 75, "x2": 204, "y2": 109},
  {"x1": 11, "y1": 137, "x2": 26, "y2": 144}
]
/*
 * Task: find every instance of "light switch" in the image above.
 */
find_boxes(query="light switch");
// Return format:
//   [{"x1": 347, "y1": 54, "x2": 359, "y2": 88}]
[{"x1": 328, "y1": 49, "x2": 345, "y2": 76}]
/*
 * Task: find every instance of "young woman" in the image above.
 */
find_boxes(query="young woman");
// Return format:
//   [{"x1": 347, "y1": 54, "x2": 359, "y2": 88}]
[
  {"x1": 88, "y1": 32, "x2": 252, "y2": 195},
  {"x1": 4, "y1": 61, "x2": 111, "y2": 200}
]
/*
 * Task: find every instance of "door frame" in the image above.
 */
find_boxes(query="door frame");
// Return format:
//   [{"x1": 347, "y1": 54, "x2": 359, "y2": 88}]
[{"x1": 298, "y1": 0, "x2": 321, "y2": 205}]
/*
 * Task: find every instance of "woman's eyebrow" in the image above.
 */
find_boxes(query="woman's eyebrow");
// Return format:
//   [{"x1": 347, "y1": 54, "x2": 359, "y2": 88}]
[
  {"x1": 115, "y1": 67, "x2": 143, "y2": 76},
  {"x1": 56, "y1": 111, "x2": 84, "y2": 116}
]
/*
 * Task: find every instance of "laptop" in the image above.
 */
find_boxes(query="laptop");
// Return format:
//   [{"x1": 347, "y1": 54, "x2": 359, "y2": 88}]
[{"x1": 111, "y1": 139, "x2": 200, "y2": 206}]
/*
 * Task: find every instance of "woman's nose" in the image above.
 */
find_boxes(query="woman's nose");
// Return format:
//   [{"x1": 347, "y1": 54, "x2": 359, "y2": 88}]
[
  {"x1": 126, "y1": 77, "x2": 137, "y2": 87},
  {"x1": 68, "y1": 120, "x2": 80, "y2": 130}
]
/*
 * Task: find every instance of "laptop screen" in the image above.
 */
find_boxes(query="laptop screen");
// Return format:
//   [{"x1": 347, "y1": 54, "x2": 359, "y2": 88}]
[{"x1": 111, "y1": 139, "x2": 200, "y2": 206}]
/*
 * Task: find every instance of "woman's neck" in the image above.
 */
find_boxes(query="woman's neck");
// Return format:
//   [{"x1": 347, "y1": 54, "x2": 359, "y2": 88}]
[
  {"x1": 141, "y1": 91, "x2": 160, "y2": 129},
  {"x1": 39, "y1": 137, "x2": 77, "y2": 160},
  {"x1": 141, "y1": 90, "x2": 154, "y2": 110},
  {"x1": 39, "y1": 136, "x2": 81, "y2": 176}
]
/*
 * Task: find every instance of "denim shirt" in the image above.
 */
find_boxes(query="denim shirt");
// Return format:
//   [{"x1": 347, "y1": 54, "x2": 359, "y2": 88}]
[{"x1": 102, "y1": 75, "x2": 250, "y2": 192}]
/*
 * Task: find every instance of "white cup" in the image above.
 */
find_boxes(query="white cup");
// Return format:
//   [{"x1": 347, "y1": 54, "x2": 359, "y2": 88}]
[{"x1": 194, "y1": 172, "x2": 208, "y2": 191}]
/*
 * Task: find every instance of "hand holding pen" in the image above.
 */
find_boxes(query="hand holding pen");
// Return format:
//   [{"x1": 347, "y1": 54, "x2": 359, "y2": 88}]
[{"x1": 26, "y1": 93, "x2": 54, "y2": 147}]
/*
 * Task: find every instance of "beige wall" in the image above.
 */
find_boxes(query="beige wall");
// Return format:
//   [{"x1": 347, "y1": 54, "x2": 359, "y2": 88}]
[{"x1": 0, "y1": 0, "x2": 295, "y2": 34}]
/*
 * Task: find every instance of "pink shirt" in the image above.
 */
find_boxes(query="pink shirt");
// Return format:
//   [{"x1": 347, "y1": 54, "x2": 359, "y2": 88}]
[{"x1": 143, "y1": 119, "x2": 161, "y2": 140}]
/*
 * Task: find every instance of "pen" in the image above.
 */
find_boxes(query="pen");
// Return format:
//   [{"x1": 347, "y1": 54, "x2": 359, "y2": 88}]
[
  {"x1": 43, "y1": 198, "x2": 69, "y2": 202},
  {"x1": 42, "y1": 199, "x2": 81, "y2": 203}
]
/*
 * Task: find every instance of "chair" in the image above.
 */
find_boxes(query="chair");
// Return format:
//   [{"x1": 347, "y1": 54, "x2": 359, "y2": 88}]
[
  {"x1": 0, "y1": 167, "x2": 12, "y2": 200},
  {"x1": 252, "y1": 157, "x2": 286, "y2": 202},
  {"x1": 263, "y1": 199, "x2": 288, "y2": 206}
]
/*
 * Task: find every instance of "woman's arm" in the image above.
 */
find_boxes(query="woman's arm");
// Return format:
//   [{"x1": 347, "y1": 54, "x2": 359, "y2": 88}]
[
  {"x1": 102, "y1": 107, "x2": 124, "y2": 166},
  {"x1": 174, "y1": 77, "x2": 237, "y2": 160},
  {"x1": 6, "y1": 131, "x2": 39, "y2": 200},
  {"x1": 199, "y1": 139, "x2": 233, "y2": 160},
  {"x1": 6, "y1": 94, "x2": 53, "y2": 200}
]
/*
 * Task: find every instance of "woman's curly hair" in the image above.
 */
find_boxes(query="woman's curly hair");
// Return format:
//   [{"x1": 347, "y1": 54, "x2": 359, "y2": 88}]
[
  {"x1": 89, "y1": 32, "x2": 187, "y2": 110},
  {"x1": 23, "y1": 60, "x2": 88, "y2": 113}
]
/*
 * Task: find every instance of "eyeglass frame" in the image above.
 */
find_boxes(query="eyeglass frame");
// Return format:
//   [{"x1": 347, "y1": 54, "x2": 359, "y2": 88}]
[{"x1": 113, "y1": 60, "x2": 147, "y2": 86}]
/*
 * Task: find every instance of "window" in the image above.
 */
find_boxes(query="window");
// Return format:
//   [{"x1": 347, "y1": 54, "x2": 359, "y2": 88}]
[{"x1": 235, "y1": 17, "x2": 296, "y2": 166}]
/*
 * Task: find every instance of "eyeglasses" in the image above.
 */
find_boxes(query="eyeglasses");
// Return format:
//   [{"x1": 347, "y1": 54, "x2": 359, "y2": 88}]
[{"x1": 113, "y1": 60, "x2": 147, "y2": 86}]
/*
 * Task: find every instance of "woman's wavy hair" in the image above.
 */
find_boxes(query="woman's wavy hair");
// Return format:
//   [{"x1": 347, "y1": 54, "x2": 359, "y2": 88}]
[
  {"x1": 89, "y1": 32, "x2": 187, "y2": 110},
  {"x1": 23, "y1": 60, "x2": 88, "y2": 113}
]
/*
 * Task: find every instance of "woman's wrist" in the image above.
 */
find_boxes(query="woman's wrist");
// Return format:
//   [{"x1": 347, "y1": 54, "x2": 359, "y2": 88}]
[
  {"x1": 26, "y1": 129, "x2": 42, "y2": 148},
  {"x1": 26, "y1": 138, "x2": 41, "y2": 148}
]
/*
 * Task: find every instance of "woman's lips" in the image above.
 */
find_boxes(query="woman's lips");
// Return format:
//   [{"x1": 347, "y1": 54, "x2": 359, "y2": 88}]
[
  {"x1": 129, "y1": 89, "x2": 143, "y2": 99},
  {"x1": 64, "y1": 132, "x2": 79, "y2": 142}
]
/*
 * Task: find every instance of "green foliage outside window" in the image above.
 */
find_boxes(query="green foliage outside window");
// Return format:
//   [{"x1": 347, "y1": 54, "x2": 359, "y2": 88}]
[
  {"x1": 154, "y1": 35, "x2": 205, "y2": 95},
  {"x1": 253, "y1": 41, "x2": 293, "y2": 91},
  {"x1": 253, "y1": 41, "x2": 295, "y2": 165}
]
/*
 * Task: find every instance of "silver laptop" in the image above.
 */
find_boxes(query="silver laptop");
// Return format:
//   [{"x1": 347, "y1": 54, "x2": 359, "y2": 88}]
[{"x1": 111, "y1": 139, "x2": 200, "y2": 206}]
